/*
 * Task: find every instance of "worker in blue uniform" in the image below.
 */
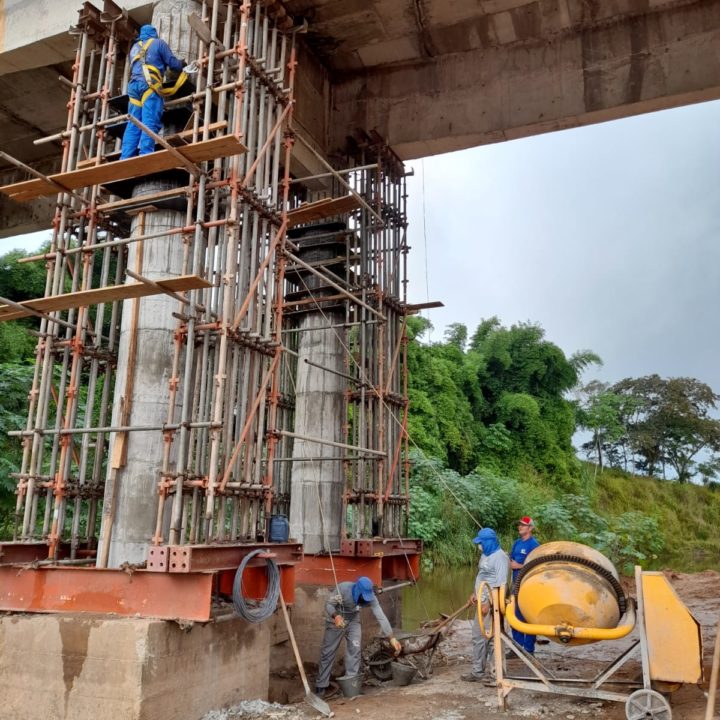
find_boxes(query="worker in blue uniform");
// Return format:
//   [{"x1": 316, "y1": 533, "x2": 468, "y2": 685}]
[
  {"x1": 120, "y1": 25, "x2": 186, "y2": 159},
  {"x1": 509, "y1": 515, "x2": 540, "y2": 656}
]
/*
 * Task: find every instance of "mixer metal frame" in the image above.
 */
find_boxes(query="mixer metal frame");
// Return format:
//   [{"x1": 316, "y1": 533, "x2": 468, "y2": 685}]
[{"x1": 484, "y1": 566, "x2": 682, "y2": 720}]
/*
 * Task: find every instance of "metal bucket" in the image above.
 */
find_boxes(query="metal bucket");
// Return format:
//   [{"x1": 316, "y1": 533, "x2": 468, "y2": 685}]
[
  {"x1": 336, "y1": 674, "x2": 362, "y2": 698},
  {"x1": 391, "y1": 662, "x2": 417, "y2": 686}
]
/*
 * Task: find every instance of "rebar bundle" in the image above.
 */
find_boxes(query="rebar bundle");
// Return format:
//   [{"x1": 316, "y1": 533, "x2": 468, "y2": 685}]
[{"x1": 8, "y1": 0, "x2": 410, "y2": 564}]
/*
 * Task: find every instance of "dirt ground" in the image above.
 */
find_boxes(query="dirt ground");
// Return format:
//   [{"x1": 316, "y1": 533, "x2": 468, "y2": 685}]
[{"x1": 212, "y1": 570, "x2": 719, "y2": 720}]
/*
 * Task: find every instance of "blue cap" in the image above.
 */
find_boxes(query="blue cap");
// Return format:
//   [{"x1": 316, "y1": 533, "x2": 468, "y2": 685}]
[
  {"x1": 352, "y1": 576, "x2": 374, "y2": 604},
  {"x1": 472, "y1": 527, "x2": 500, "y2": 556}
]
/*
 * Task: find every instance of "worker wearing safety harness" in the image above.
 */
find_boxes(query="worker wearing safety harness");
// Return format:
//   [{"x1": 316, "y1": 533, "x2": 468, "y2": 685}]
[{"x1": 120, "y1": 25, "x2": 186, "y2": 159}]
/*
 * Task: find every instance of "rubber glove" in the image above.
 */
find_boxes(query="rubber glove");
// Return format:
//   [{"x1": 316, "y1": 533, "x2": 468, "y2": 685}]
[
  {"x1": 390, "y1": 637, "x2": 402, "y2": 655},
  {"x1": 333, "y1": 614, "x2": 346, "y2": 629},
  {"x1": 183, "y1": 60, "x2": 199, "y2": 74}
]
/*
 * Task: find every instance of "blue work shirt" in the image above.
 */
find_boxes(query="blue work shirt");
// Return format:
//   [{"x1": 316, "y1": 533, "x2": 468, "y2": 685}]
[
  {"x1": 129, "y1": 36, "x2": 183, "y2": 83},
  {"x1": 510, "y1": 536, "x2": 540, "y2": 580}
]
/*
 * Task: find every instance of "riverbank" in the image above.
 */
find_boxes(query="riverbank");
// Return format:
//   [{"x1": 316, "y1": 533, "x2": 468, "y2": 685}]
[{"x1": 206, "y1": 569, "x2": 719, "y2": 720}]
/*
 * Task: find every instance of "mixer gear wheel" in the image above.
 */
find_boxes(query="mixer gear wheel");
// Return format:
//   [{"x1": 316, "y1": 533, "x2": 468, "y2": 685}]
[
  {"x1": 625, "y1": 689, "x2": 672, "y2": 720},
  {"x1": 511, "y1": 553, "x2": 627, "y2": 615}
]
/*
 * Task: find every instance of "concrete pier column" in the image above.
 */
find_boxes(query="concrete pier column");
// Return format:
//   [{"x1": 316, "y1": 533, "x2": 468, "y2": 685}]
[
  {"x1": 100, "y1": 196, "x2": 184, "y2": 567},
  {"x1": 289, "y1": 312, "x2": 345, "y2": 553},
  {"x1": 287, "y1": 225, "x2": 349, "y2": 553},
  {"x1": 98, "y1": 0, "x2": 197, "y2": 567}
]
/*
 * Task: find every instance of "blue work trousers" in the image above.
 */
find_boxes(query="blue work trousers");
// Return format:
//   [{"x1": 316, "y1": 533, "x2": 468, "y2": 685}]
[
  {"x1": 120, "y1": 79, "x2": 164, "y2": 159},
  {"x1": 511, "y1": 605, "x2": 536, "y2": 654}
]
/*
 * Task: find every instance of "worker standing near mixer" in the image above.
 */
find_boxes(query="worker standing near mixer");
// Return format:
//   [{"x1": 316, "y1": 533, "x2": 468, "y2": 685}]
[
  {"x1": 462, "y1": 527, "x2": 510, "y2": 683},
  {"x1": 508, "y1": 515, "x2": 540, "y2": 656},
  {"x1": 315, "y1": 576, "x2": 402, "y2": 698}
]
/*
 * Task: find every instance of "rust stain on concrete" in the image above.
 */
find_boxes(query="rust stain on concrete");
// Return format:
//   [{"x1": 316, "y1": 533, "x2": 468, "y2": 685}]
[{"x1": 59, "y1": 617, "x2": 94, "y2": 702}]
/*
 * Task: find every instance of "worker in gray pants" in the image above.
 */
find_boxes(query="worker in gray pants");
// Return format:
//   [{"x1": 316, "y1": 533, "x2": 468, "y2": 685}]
[
  {"x1": 462, "y1": 527, "x2": 510, "y2": 682},
  {"x1": 315, "y1": 576, "x2": 402, "y2": 697}
]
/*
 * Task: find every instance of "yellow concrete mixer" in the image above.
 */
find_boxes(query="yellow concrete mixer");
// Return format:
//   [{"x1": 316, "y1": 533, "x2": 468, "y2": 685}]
[{"x1": 478, "y1": 541, "x2": 703, "y2": 720}]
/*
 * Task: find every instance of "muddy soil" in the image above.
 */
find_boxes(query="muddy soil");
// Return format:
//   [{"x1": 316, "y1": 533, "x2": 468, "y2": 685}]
[{"x1": 213, "y1": 570, "x2": 719, "y2": 720}]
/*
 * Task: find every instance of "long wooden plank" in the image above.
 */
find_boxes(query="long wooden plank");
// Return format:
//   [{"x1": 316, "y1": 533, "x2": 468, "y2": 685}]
[
  {"x1": 0, "y1": 136, "x2": 247, "y2": 203},
  {"x1": 288, "y1": 195, "x2": 363, "y2": 227},
  {"x1": 0, "y1": 275, "x2": 211, "y2": 323}
]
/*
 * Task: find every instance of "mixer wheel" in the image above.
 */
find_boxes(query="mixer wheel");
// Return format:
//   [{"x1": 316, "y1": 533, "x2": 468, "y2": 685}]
[
  {"x1": 625, "y1": 689, "x2": 672, "y2": 720},
  {"x1": 476, "y1": 581, "x2": 494, "y2": 639}
]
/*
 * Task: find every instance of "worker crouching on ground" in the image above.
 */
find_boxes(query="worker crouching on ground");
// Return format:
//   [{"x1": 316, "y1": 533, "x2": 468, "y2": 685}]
[
  {"x1": 315, "y1": 576, "x2": 402, "y2": 698},
  {"x1": 508, "y1": 515, "x2": 540, "y2": 657},
  {"x1": 120, "y1": 25, "x2": 186, "y2": 159},
  {"x1": 462, "y1": 527, "x2": 510, "y2": 683}
]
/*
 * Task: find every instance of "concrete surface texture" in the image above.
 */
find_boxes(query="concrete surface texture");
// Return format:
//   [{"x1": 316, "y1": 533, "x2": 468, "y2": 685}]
[
  {"x1": 99, "y1": 198, "x2": 185, "y2": 567},
  {"x1": 3, "y1": 0, "x2": 720, "y2": 236},
  {"x1": 289, "y1": 313, "x2": 346, "y2": 554},
  {"x1": 0, "y1": 613, "x2": 270, "y2": 720}
]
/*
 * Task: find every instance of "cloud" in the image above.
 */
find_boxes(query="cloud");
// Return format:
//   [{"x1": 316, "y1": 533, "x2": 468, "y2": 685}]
[{"x1": 406, "y1": 100, "x2": 720, "y2": 391}]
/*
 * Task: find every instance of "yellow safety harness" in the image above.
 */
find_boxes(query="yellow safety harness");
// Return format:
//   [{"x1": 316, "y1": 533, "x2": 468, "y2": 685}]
[{"x1": 129, "y1": 38, "x2": 188, "y2": 107}]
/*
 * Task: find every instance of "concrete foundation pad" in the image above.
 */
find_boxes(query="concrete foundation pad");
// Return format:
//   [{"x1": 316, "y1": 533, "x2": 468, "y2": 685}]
[{"x1": 0, "y1": 613, "x2": 270, "y2": 720}]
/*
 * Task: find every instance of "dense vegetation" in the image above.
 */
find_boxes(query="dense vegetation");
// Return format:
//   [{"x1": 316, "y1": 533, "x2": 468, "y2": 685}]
[
  {"x1": 0, "y1": 246, "x2": 718, "y2": 574},
  {"x1": 405, "y1": 316, "x2": 720, "y2": 573}
]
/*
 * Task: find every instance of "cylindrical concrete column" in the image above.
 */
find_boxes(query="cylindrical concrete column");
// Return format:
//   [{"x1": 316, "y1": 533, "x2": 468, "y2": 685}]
[
  {"x1": 100, "y1": 189, "x2": 185, "y2": 567},
  {"x1": 99, "y1": 0, "x2": 197, "y2": 566},
  {"x1": 287, "y1": 225, "x2": 349, "y2": 554},
  {"x1": 289, "y1": 313, "x2": 346, "y2": 554}
]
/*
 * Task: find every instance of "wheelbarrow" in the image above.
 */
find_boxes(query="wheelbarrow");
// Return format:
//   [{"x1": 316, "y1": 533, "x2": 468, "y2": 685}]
[{"x1": 365, "y1": 599, "x2": 473, "y2": 681}]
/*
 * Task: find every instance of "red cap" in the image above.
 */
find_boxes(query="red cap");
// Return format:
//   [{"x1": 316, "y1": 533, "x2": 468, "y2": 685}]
[{"x1": 518, "y1": 516, "x2": 534, "y2": 527}]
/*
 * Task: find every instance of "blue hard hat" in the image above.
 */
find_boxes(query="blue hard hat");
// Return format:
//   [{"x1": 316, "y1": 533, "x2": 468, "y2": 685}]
[{"x1": 352, "y1": 576, "x2": 374, "y2": 604}]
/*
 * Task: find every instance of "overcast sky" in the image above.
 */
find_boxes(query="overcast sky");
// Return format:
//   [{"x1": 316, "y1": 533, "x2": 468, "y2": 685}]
[
  {"x1": 405, "y1": 99, "x2": 720, "y2": 392},
  {"x1": 4, "y1": 99, "x2": 720, "y2": 391}
]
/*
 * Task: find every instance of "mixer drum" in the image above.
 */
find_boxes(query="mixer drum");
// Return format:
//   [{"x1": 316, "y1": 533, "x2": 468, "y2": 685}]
[{"x1": 514, "y1": 541, "x2": 627, "y2": 646}]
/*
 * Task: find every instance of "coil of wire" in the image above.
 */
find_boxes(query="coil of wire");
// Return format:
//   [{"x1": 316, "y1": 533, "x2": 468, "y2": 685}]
[{"x1": 232, "y1": 548, "x2": 280, "y2": 623}]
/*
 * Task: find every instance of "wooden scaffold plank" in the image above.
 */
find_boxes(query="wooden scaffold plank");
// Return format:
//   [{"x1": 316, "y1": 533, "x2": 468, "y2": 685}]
[
  {"x1": 0, "y1": 275, "x2": 212, "y2": 323},
  {"x1": 287, "y1": 195, "x2": 363, "y2": 227},
  {"x1": 0, "y1": 136, "x2": 247, "y2": 203}
]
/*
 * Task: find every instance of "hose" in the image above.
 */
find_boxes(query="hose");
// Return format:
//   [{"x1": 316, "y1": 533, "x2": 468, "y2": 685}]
[{"x1": 232, "y1": 548, "x2": 280, "y2": 623}]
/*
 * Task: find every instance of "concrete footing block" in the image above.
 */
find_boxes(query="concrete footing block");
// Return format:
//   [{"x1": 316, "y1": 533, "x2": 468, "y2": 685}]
[{"x1": 0, "y1": 613, "x2": 270, "y2": 720}]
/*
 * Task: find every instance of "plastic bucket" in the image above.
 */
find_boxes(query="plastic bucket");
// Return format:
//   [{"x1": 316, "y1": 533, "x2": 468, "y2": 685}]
[
  {"x1": 391, "y1": 662, "x2": 416, "y2": 687},
  {"x1": 269, "y1": 515, "x2": 289, "y2": 542},
  {"x1": 336, "y1": 674, "x2": 362, "y2": 698}
]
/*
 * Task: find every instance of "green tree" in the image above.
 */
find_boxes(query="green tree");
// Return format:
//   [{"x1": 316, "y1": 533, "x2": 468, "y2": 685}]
[
  {"x1": 575, "y1": 381, "x2": 625, "y2": 472},
  {"x1": 0, "y1": 247, "x2": 48, "y2": 363},
  {"x1": 609, "y1": 375, "x2": 720, "y2": 482}
]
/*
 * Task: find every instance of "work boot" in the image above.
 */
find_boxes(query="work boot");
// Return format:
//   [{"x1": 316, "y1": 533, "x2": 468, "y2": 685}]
[
  {"x1": 460, "y1": 673, "x2": 484, "y2": 682},
  {"x1": 315, "y1": 687, "x2": 326, "y2": 698},
  {"x1": 504, "y1": 650, "x2": 516, "y2": 659}
]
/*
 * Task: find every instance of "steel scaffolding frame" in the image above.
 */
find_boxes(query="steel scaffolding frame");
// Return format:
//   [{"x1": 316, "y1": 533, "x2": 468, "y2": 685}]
[{"x1": 2, "y1": 0, "x2": 413, "y2": 579}]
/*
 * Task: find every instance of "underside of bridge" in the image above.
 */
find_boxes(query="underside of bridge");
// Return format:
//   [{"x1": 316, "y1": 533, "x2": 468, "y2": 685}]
[
  {"x1": 0, "y1": 2, "x2": 715, "y2": 719},
  {"x1": 1, "y1": 0, "x2": 720, "y2": 237}
]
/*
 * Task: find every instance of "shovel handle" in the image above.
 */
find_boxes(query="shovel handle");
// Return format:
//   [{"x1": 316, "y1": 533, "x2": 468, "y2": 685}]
[{"x1": 278, "y1": 589, "x2": 311, "y2": 694}]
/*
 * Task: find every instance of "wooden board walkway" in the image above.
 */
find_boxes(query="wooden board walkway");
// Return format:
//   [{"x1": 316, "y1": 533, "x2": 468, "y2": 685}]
[
  {"x1": 0, "y1": 275, "x2": 211, "y2": 323},
  {"x1": 287, "y1": 195, "x2": 363, "y2": 227},
  {"x1": 0, "y1": 136, "x2": 246, "y2": 203}
]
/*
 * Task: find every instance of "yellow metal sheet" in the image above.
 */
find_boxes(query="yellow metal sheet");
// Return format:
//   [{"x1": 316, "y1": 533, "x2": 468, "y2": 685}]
[{"x1": 642, "y1": 572, "x2": 703, "y2": 683}]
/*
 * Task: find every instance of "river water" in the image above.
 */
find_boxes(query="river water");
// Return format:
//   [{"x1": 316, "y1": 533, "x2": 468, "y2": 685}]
[{"x1": 400, "y1": 550, "x2": 718, "y2": 631}]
